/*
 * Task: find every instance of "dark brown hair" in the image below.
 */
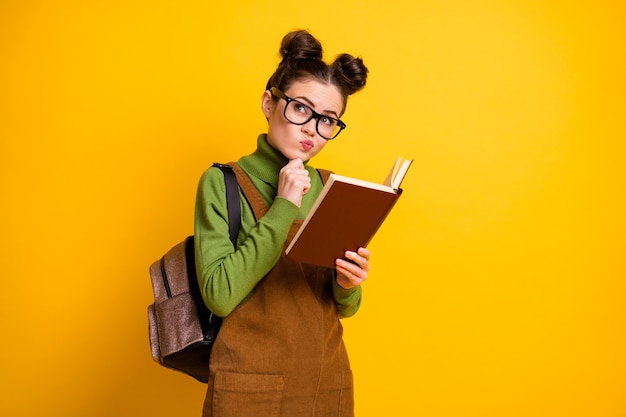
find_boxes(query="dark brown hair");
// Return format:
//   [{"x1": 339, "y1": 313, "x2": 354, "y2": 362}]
[{"x1": 265, "y1": 30, "x2": 368, "y2": 110}]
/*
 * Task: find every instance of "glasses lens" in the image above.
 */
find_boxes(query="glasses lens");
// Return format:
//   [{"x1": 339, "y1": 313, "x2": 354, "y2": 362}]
[
  {"x1": 285, "y1": 100, "x2": 342, "y2": 140},
  {"x1": 284, "y1": 100, "x2": 313, "y2": 124},
  {"x1": 316, "y1": 116, "x2": 341, "y2": 139}
]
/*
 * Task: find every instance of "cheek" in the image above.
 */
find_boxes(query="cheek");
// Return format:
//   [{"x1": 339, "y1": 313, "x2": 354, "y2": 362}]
[
  {"x1": 267, "y1": 108, "x2": 281, "y2": 130},
  {"x1": 310, "y1": 138, "x2": 328, "y2": 157},
  {"x1": 268, "y1": 116, "x2": 289, "y2": 137}
]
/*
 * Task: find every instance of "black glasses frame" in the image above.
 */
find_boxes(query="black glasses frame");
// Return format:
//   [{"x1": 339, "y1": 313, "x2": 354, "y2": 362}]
[{"x1": 269, "y1": 87, "x2": 346, "y2": 140}]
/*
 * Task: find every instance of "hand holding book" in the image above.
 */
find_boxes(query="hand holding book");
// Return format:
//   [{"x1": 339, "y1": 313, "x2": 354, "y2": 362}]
[
  {"x1": 285, "y1": 157, "x2": 413, "y2": 268},
  {"x1": 335, "y1": 247, "x2": 371, "y2": 289}
]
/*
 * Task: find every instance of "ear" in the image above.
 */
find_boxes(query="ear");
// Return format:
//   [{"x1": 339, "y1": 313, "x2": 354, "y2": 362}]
[{"x1": 261, "y1": 90, "x2": 273, "y2": 119}]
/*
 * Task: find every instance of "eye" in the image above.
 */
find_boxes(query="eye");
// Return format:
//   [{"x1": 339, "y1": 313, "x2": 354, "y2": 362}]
[
  {"x1": 294, "y1": 103, "x2": 309, "y2": 114},
  {"x1": 320, "y1": 116, "x2": 336, "y2": 127}
]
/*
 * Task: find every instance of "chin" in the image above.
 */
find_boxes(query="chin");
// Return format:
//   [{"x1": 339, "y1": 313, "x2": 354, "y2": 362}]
[
  {"x1": 298, "y1": 150, "x2": 317, "y2": 161},
  {"x1": 284, "y1": 149, "x2": 312, "y2": 161}
]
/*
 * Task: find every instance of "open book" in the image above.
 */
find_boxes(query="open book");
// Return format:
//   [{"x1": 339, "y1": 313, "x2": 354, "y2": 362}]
[{"x1": 285, "y1": 157, "x2": 413, "y2": 268}]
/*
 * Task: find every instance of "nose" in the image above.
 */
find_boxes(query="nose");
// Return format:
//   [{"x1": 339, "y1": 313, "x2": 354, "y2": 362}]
[{"x1": 301, "y1": 118, "x2": 317, "y2": 137}]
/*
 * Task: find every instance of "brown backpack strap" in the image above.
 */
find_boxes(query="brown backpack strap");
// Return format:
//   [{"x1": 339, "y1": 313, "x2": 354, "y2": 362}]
[{"x1": 230, "y1": 163, "x2": 269, "y2": 221}]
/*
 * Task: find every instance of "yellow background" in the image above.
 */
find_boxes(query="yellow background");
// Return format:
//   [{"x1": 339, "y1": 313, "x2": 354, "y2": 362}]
[{"x1": 1, "y1": 0, "x2": 624, "y2": 416}]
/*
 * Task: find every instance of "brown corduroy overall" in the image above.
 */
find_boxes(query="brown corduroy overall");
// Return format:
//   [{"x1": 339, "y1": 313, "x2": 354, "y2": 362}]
[{"x1": 202, "y1": 165, "x2": 354, "y2": 417}]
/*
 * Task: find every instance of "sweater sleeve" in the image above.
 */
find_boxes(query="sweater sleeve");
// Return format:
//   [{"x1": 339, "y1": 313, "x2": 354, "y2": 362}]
[
  {"x1": 332, "y1": 278, "x2": 363, "y2": 318},
  {"x1": 194, "y1": 166, "x2": 299, "y2": 317}
]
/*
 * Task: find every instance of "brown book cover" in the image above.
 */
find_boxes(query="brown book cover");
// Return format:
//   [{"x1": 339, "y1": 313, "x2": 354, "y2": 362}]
[{"x1": 285, "y1": 157, "x2": 412, "y2": 268}]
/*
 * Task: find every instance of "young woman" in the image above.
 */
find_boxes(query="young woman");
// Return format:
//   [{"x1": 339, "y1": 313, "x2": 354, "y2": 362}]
[{"x1": 194, "y1": 30, "x2": 370, "y2": 417}]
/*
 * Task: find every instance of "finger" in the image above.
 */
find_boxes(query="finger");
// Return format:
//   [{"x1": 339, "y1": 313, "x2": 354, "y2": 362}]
[
  {"x1": 356, "y1": 247, "x2": 371, "y2": 260},
  {"x1": 336, "y1": 258, "x2": 366, "y2": 280},
  {"x1": 282, "y1": 161, "x2": 310, "y2": 180},
  {"x1": 335, "y1": 265, "x2": 366, "y2": 288},
  {"x1": 344, "y1": 250, "x2": 370, "y2": 272},
  {"x1": 286, "y1": 158, "x2": 304, "y2": 170}
]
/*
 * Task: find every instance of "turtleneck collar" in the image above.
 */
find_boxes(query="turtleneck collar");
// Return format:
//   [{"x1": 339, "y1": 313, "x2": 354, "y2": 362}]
[{"x1": 238, "y1": 134, "x2": 310, "y2": 186}]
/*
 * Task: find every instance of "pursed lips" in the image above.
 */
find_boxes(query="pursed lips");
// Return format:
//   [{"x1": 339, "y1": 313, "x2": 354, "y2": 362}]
[{"x1": 300, "y1": 139, "x2": 314, "y2": 151}]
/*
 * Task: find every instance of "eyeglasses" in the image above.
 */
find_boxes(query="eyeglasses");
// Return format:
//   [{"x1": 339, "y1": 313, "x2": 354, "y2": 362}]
[{"x1": 269, "y1": 87, "x2": 346, "y2": 140}]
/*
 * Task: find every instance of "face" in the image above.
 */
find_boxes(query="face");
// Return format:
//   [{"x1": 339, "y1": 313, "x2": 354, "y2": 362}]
[{"x1": 261, "y1": 79, "x2": 344, "y2": 161}]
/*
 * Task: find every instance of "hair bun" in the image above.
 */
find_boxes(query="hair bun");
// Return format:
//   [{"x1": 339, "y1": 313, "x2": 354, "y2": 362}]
[
  {"x1": 279, "y1": 30, "x2": 323, "y2": 63},
  {"x1": 332, "y1": 54, "x2": 368, "y2": 95}
]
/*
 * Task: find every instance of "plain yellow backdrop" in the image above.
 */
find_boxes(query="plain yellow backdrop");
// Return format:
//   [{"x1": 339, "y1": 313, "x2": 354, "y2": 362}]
[{"x1": 1, "y1": 0, "x2": 624, "y2": 416}]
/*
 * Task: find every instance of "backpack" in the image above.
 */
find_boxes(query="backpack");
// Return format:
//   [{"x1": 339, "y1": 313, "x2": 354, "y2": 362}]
[{"x1": 147, "y1": 163, "x2": 240, "y2": 383}]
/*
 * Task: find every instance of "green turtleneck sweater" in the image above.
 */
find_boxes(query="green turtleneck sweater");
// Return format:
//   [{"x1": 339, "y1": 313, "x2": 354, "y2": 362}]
[{"x1": 194, "y1": 134, "x2": 362, "y2": 318}]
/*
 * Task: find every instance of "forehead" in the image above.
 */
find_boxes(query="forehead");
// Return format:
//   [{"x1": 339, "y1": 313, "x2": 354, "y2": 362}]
[{"x1": 284, "y1": 79, "x2": 344, "y2": 115}]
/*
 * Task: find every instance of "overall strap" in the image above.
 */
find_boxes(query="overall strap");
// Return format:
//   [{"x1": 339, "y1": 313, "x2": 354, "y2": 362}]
[
  {"x1": 317, "y1": 168, "x2": 332, "y2": 184},
  {"x1": 230, "y1": 163, "x2": 269, "y2": 221}
]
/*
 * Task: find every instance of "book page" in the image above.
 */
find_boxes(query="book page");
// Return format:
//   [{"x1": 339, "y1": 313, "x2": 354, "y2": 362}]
[
  {"x1": 383, "y1": 157, "x2": 413, "y2": 189},
  {"x1": 391, "y1": 159, "x2": 413, "y2": 189},
  {"x1": 331, "y1": 174, "x2": 396, "y2": 193},
  {"x1": 383, "y1": 157, "x2": 402, "y2": 188}
]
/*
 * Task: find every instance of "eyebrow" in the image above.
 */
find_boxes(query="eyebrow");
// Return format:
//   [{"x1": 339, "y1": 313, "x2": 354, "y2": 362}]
[{"x1": 294, "y1": 96, "x2": 340, "y2": 119}]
